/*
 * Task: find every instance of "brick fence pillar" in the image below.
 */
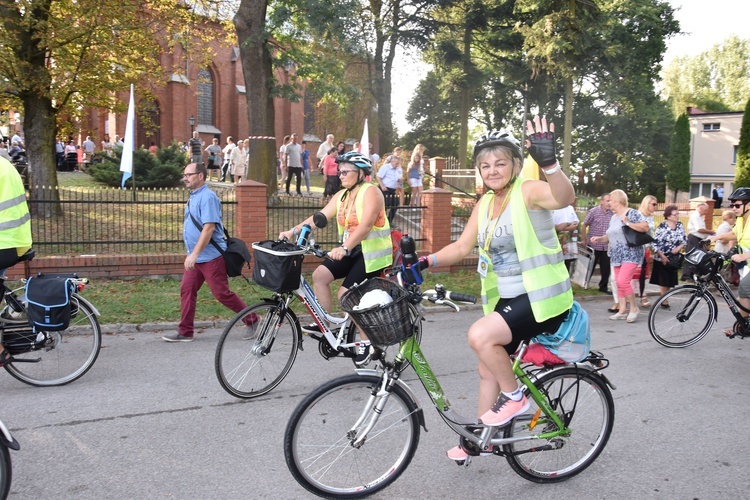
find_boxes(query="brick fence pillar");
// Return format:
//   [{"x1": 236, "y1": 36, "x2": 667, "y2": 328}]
[
  {"x1": 235, "y1": 180, "x2": 268, "y2": 252},
  {"x1": 420, "y1": 188, "x2": 453, "y2": 271}
]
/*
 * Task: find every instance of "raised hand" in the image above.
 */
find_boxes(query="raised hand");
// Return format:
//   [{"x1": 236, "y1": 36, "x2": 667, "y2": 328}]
[{"x1": 525, "y1": 116, "x2": 556, "y2": 168}]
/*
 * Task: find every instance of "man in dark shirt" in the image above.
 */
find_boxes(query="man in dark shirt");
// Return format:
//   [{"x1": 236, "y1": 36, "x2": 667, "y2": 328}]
[{"x1": 188, "y1": 131, "x2": 203, "y2": 167}]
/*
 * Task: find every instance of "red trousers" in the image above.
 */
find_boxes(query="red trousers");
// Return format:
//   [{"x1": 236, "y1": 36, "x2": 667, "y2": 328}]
[{"x1": 178, "y1": 256, "x2": 253, "y2": 337}]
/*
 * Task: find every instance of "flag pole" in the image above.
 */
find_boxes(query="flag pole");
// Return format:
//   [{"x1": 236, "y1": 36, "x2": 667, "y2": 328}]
[{"x1": 120, "y1": 84, "x2": 136, "y2": 200}]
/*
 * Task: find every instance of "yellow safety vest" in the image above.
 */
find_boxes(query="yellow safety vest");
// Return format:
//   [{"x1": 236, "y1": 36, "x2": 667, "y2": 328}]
[
  {"x1": 336, "y1": 183, "x2": 393, "y2": 273},
  {"x1": 734, "y1": 215, "x2": 750, "y2": 250},
  {"x1": 478, "y1": 178, "x2": 573, "y2": 321},
  {"x1": 0, "y1": 157, "x2": 32, "y2": 254}
]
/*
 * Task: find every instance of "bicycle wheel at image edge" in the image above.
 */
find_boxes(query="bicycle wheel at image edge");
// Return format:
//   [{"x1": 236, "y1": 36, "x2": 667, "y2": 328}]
[
  {"x1": 648, "y1": 285, "x2": 715, "y2": 348},
  {"x1": 214, "y1": 301, "x2": 300, "y2": 399},
  {"x1": 503, "y1": 367, "x2": 615, "y2": 482},
  {"x1": 4, "y1": 295, "x2": 102, "y2": 386},
  {"x1": 284, "y1": 374, "x2": 421, "y2": 498},
  {"x1": 0, "y1": 442, "x2": 10, "y2": 500}
]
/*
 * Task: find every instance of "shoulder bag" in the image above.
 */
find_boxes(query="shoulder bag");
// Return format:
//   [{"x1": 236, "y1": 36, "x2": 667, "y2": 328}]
[
  {"x1": 622, "y1": 210, "x2": 654, "y2": 247},
  {"x1": 187, "y1": 201, "x2": 251, "y2": 278}
]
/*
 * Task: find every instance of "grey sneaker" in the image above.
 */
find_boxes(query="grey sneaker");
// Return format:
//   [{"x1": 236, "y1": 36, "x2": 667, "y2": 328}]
[
  {"x1": 354, "y1": 341, "x2": 373, "y2": 367},
  {"x1": 242, "y1": 320, "x2": 258, "y2": 340},
  {"x1": 162, "y1": 333, "x2": 194, "y2": 342}
]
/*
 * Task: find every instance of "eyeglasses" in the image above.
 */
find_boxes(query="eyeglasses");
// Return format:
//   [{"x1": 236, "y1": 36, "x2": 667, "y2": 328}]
[
  {"x1": 183, "y1": 172, "x2": 199, "y2": 178},
  {"x1": 650, "y1": 202, "x2": 658, "y2": 206},
  {"x1": 339, "y1": 170, "x2": 356, "y2": 176},
  {"x1": 732, "y1": 203, "x2": 745, "y2": 209}
]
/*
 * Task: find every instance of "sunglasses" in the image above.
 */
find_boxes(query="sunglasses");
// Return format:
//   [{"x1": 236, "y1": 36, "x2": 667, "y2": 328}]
[
  {"x1": 732, "y1": 203, "x2": 745, "y2": 209},
  {"x1": 650, "y1": 202, "x2": 658, "y2": 206}
]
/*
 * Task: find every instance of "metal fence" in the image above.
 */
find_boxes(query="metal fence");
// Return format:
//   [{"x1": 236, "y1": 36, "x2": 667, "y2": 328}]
[
  {"x1": 266, "y1": 195, "x2": 427, "y2": 248},
  {"x1": 27, "y1": 186, "x2": 236, "y2": 255}
]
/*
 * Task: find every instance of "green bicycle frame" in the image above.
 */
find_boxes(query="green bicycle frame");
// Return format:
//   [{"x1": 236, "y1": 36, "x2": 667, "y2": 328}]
[{"x1": 396, "y1": 337, "x2": 568, "y2": 436}]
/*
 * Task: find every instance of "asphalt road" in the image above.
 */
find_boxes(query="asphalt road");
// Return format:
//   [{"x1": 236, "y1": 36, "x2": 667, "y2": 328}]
[{"x1": 2, "y1": 296, "x2": 750, "y2": 499}]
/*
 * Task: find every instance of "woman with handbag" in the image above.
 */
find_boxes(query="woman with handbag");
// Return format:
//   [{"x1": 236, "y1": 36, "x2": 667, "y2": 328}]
[
  {"x1": 590, "y1": 189, "x2": 649, "y2": 322},
  {"x1": 649, "y1": 205, "x2": 687, "y2": 307},
  {"x1": 636, "y1": 195, "x2": 658, "y2": 307}
]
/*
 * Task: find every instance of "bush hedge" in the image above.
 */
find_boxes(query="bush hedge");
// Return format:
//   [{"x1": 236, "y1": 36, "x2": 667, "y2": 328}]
[{"x1": 88, "y1": 143, "x2": 187, "y2": 188}]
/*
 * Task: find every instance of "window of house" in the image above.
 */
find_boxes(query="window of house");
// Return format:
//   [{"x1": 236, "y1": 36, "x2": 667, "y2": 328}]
[
  {"x1": 197, "y1": 69, "x2": 214, "y2": 125},
  {"x1": 702, "y1": 123, "x2": 720, "y2": 132},
  {"x1": 303, "y1": 89, "x2": 316, "y2": 137},
  {"x1": 734, "y1": 145, "x2": 739, "y2": 164},
  {"x1": 689, "y1": 183, "x2": 713, "y2": 199}
]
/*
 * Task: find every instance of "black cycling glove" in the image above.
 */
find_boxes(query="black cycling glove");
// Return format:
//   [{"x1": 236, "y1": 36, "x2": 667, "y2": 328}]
[{"x1": 527, "y1": 131, "x2": 556, "y2": 168}]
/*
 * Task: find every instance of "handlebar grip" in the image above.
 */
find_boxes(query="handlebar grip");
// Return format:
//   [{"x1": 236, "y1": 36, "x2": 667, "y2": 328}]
[{"x1": 446, "y1": 291, "x2": 477, "y2": 304}]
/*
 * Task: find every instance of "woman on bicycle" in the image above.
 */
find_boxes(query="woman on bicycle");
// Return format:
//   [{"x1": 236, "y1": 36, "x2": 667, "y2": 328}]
[
  {"x1": 279, "y1": 151, "x2": 392, "y2": 366},
  {"x1": 416, "y1": 117, "x2": 575, "y2": 461}
]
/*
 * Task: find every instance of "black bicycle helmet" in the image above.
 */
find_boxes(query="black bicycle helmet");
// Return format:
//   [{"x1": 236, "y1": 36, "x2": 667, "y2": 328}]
[
  {"x1": 336, "y1": 151, "x2": 372, "y2": 176},
  {"x1": 728, "y1": 187, "x2": 750, "y2": 202},
  {"x1": 472, "y1": 130, "x2": 522, "y2": 163}
]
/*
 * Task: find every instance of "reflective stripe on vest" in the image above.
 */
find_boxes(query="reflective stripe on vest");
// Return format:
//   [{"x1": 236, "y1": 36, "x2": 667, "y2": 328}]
[
  {"x1": 336, "y1": 184, "x2": 393, "y2": 273},
  {"x1": 478, "y1": 178, "x2": 572, "y2": 320}
]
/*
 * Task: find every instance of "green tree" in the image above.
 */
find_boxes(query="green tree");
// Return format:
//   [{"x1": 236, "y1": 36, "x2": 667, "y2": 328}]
[
  {"x1": 733, "y1": 98, "x2": 750, "y2": 188},
  {"x1": 0, "y1": 0, "x2": 211, "y2": 214},
  {"x1": 666, "y1": 113, "x2": 691, "y2": 201},
  {"x1": 88, "y1": 144, "x2": 186, "y2": 188},
  {"x1": 662, "y1": 35, "x2": 750, "y2": 117}
]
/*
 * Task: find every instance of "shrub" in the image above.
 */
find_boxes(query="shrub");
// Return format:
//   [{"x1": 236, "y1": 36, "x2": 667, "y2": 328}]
[{"x1": 88, "y1": 143, "x2": 187, "y2": 188}]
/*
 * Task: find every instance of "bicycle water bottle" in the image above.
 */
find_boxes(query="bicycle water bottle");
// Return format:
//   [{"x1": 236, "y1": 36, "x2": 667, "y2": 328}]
[
  {"x1": 297, "y1": 224, "x2": 312, "y2": 247},
  {"x1": 400, "y1": 234, "x2": 418, "y2": 267}
]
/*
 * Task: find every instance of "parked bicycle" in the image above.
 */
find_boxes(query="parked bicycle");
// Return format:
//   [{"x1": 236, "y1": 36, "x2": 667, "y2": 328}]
[
  {"x1": 0, "y1": 416, "x2": 19, "y2": 500},
  {"x1": 648, "y1": 242, "x2": 750, "y2": 347},
  {"x1": 283, "y1": 274, "x2": 616, "y2": 498},
  {"x1": 214, "y1": 218, "x2": 422, "y2": 399},
  {"x1": 1, "y1": 252, "x2": 102, "y2": 386}
]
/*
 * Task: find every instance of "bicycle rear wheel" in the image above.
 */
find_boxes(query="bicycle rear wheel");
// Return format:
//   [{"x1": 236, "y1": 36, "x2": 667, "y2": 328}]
[
  {"x1": 504, "y1": 366, "x2": 614, "y2": 483},
  {"x1": 284, "y1": 374, "x2": 421, "y2": 498},
  {"x1": 648, "y1": 286, "x2": 715, "y2": 348},
  {"x1": 214, "y1": 301, "x2": 300, "y2": 399},
  {"x1": 4, "y1": 296, "x2": 102, "y2": 386}
]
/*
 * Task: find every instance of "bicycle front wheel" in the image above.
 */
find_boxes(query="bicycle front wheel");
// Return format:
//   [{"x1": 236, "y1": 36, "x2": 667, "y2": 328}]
[
  {"x1": 214, "y1": 301, "x2": 300, "y2": 399},
  {"x1": 504, "y1": 366, "x2": 615, "y2": 483},
  {"x1": 284, "y1": 374, "x2": 421, "y2": 498},
  {"x1": 648, "y1": 286, "x2": 715, "y2": 348},
  {"x1": 5, "y1": 296, "x2": 102, "y2": 386}
]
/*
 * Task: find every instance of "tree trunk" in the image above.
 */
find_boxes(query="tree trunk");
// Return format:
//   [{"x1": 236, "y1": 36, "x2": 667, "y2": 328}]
[
  {"x1": 458, "y1": 21, "x2": 472, "y2": 170},
  {"x1": 23, "y1": 92, "x2": 60, "y2": 218},
  {"x1": 235, "y1": 0, "x2": 276, "y2": 198},
  {"x1": 562, "y1": 76, "x2": 573, "y2": 176}
]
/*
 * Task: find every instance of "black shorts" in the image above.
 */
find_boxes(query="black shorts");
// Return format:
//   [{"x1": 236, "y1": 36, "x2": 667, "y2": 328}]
[
  {"x1": 493, "y1": 294, "x2": 569, "y2": 354},
  {"x1": 319, "y1": 246, "x2": 384, "y2": 289}
]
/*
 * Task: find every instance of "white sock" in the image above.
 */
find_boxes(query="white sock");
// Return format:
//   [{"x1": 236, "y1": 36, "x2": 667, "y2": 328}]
[{"x1": 502, "y1": 387, "x2": 523, "y2": 402}]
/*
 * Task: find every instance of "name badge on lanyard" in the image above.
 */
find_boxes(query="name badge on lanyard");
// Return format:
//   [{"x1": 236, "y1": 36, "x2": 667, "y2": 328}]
[
  {"x1": 342, "y1": 230, "x2": 349, "y2": 243},
  {"x1": 478, "y1": 253, "x2": 490, "y2": 278}
]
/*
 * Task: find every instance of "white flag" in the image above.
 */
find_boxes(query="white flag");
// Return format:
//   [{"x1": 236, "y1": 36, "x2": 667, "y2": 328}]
[
  {"x1": 360, "y1": 119, "x2": 369, "y2": 159},
  {"x1": 119, "y1": 84, "x2": 135, "y2": 188}
]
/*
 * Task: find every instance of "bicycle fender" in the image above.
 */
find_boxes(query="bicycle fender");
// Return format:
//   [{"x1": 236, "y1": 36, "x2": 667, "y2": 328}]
[
  {"x1": 354, "y1": 369, "x2": 427, "y2": 431},
  {"x1": 570, "y1": 363, "x2": 618, "y2": 391},
  {"x1": 0, "y1": 420, "x2": 20, "y2": 451},
  {"x1": 73, "y1": 293, "x2": 100, "y2": 317}
]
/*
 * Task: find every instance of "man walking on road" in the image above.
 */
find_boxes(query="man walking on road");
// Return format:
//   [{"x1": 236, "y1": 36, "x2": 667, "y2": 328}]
[
  {"x1": 583, "y1": 193, "x2": 613, "y2": 294},
  {"x1": 163, "y1": 163, "x2": 255, "y2": 342}
]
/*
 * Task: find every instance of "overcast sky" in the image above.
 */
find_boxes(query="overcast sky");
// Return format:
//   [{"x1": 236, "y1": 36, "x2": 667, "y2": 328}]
[{"x1": 392, "y1": 0, "x2": 750, "y2": 136}]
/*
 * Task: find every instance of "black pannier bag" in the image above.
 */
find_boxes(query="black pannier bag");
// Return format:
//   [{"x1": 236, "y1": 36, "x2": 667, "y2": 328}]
[
  {"x1": 252, "y1": 240, "x2": 305, "y2": 293},
  {"x1": 25, "y1": 275, "x2": 77, "y2": 331}
]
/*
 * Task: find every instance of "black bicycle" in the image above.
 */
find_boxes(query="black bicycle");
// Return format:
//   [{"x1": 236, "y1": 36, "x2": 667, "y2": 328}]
[
  {"x1": 1, "y1": 252, "x2": 102, "y2": 386},
  {"x1": 648, "y1": 244, "x2": 750, "y2": 347},
  {"x1": 0, "y1": 415, "x2": 19, "y2": 500}
]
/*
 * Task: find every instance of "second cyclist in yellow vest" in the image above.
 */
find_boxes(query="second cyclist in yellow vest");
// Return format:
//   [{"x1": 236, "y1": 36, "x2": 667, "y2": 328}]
[
  {"x1": 416, "y1": 117, "x2": 575, "y2": 462},
  {"x1": 280, "y1": 151, "x2": 392, "y2": 366}
]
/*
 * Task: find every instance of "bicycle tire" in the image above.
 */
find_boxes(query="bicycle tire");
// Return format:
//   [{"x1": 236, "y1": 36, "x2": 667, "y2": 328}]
[
  {"x1": 0, "y1": 442, "x2": 10, "y2": 500},
  {"x1": 4, "y1": 296, "x2": 102, "y2": 386},
  {"x1": 648, "y1": 285, "x2": 715, "y2": 348},
  {"x1": 504, "y1": 366, "x2": 614, "y2": 483},
  {"x1": 214, "y1": 300, "x2": 300, "y2": 399},
  {"x1": 284, "y1": 373, "x2": 421, "y2": 498}
]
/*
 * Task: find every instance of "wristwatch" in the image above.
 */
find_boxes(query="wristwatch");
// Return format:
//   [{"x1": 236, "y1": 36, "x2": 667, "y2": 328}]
[{"x1": 341, "y1": 244, "x2": 349, "y2": 252}]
